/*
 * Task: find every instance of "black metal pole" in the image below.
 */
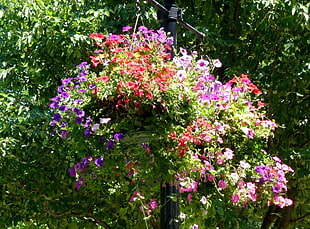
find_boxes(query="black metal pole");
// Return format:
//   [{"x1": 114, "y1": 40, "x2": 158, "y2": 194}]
[
  {"x1": 160, "y1": 1, "x2": 180, "y2": 228},
  {"x1": 160, "y1": 0, "x2": 177, "y2": 59},
  {"x1": 145, "y1": 1, "x2": 205, "y2": 228}
]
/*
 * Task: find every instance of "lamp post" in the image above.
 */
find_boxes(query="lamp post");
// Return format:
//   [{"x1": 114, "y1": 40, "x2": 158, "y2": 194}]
[
  {"x1": 160, "y1": 2, "x2": 180, "y2": 228},
  {"x1": 145, "y1": 1, "x2": 205, "y2": 228}
]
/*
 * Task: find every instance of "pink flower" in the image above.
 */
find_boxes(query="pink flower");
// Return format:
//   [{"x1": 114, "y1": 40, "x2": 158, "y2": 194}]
[
  {"x1": 238, "y1": 180, "x2": 245, "y2": 188},
  {"x1": 149, "y1": 199, "x2": 158, "y2": 210},
  {"x1": 187, "y1": 193, "x2": 193, "y2": 204},
  {"x1": 246, "y1": 182, "x2": 257, "y2": 194},
  {"x1": 191, "y1": 224, "x2": 199, "y2": 229},
  {"x1": 230, "y1": 172, "x2": 239, "y2": 184},
  {"x1": 273, "y1": 196, "x2": 293, "y2": 208},
  {"x1": 130, "y1": 191, "x2": 143, "y2": 202},
  {"x1": 231, "y1": 194, "x2": 240, "y2": 203},
  {"x1": 180, "y1": 212, "x2": 186, "y2": 220},
  {"x1": 272, "y1": 156, "x2": 282, "y2": 163},
  {"x1": 207, "y1": 174, "x2": 215, "y2": 182},
  {"x1": 224, "y1": 148, "x2": 234, "y2": 160},
  {"x1": 122, "y1": 25, "x2": 132, "y2": 32},
  {"x1": 216, "y1": 157, "x2": 224, "y2": 165},
  {"x1": 213, "y1": 59, "x2": 222, "y2": 68},
  {"x1": 218, "y1": 180, "x2": 227, "y2": 189},
  {"x1": 200, "y1": 196, "x2": 207, "y2": 205}
]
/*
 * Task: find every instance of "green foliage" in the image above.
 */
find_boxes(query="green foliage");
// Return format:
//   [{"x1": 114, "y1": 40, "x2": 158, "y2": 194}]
[{"x1": 0, "y1": 0, "x2": 309, "y2": 228}]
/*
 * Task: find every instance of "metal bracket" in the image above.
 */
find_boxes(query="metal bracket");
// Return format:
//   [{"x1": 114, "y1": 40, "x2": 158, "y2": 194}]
[
  {"x1": 157, "y1": 6, "x2": 182, "y2": 20},
  {"x1": 147, "y1": 0, "x2": 205, "y2": 40}
]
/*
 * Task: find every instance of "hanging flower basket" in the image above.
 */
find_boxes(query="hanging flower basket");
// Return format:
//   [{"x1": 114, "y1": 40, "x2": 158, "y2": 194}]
[{"x1": 49, "y1": 26, "x2": 293, "y2": 227}]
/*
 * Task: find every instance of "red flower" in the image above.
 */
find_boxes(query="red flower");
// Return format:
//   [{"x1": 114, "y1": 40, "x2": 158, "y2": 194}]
[
  {"x1": 258, "y1": 101, "x2": 265, "y2": 107},
  {"x1": 124, "y1": 98, "x2": 130, "y2": 103},
  {"x1": 126, "y1": 81, "x2": 138, "y2": 90},
  {"x1": 170, "y1": 131, "x2": 177, "y2": 140},
  {"x1": 95, "y1": 76, "x2": 110, "y2": 82},
  {"x1": 248, "y1": 83, "x2": 262, "y2": 95},
  {"x1": 159, "y1": 84, "x2": 167, "y2": 92},
  {"x1": 126, "y1": 51, "x2": 134, "y2": 58},
  {"x1": 89, "y1": 33, "x2": 105, "y2": 40},
  {"x1": 147, "y1": 92, "x2": 153, "y2": 100},
  {"x1": 229, "y1": 77, "x2": 239, "y2": 84},
  {"x1": 135, "y1": 89, "x2": 144, "y2": 97},
  {"x1": 92, "y1": 88, "x2": 99, "y2": 95}
]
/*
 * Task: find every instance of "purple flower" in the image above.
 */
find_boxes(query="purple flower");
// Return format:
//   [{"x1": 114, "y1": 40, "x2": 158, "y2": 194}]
[
  {"x1": 122, "y1": 26, "x2": 132, "y2": 32},
  {"x1": 255, "y1": 166, "x2": 270, "y2": 176},
  {"x1": 114, "y1": 133, "x2": 124, "y2": 141},
  {"x1": 109, "y1": 34, "x2": 119, "y2": 40},
  {"x1": 79, "y1": 89, "x2": 86, "y2": 93},
  {"x1": 79, "y1": 69, "x2": 88, "y2": 77},
  {"x1": 78, "y1": 62, "x2": 88, "y2": 68},
  {"x1": 81, "y1": 156, "x2": 94, "y2": 168},
  {"x1": 53, "y1": 113, "x2": 62, "y2": 122},
  {"x1": 84, "y1": 129, "x2": 91, "y2": 138},
  {"x1": 93, "y1": 50, "x2": 103, "y2": 54},
  {"x1": 138, "y1": 25, "x2": 148, "y2": 33},
  {"x1": 180, "y1": 47, "x2": 187, "y2": 56},
  {"x1": 69, "y1": 166, "x2": 76, "y2": 177},
  {"x1": 50, "y1": 96, "x2": 61, "y2": 102},
  {"x1": 89, "y1": 84, "x2": 96, "y2": 89},
  {"x1": 57, "y1": 85, "x2": 65, "y2": 93},
  {"x1": 74, "y1": 163, "x2": 81, "y2": 171},
  {"x1": 49, "y1": 102, "x2": 59, "y2": 109},
  {"x1": 61, "y1": 122, "x2": 68, "y2": 128},
  {"x1": 272, "y1": 186, "x2": 281, "y2": 194},
  {"x1": 62, "y1": 78, "x2": 73, "y2": 85},
  {"x1": 74, "y1": 99, "x2": 83, "y2": 104},
  {"x1": 106, "y1": 139, "x2": 116, "y2": 150},
  {"x1": 59, "y1": 105, "x2": 68, "y2": 112},
  {"x1": 84, "y1": 116, "x2": 92, "y2": 127},
  {"x1": 75, "y1": 117, "x2": 84, "y2": 124},
  {"x1": 75, "y1": 178, "x2": 84, "y2": 190},
  {"x1": 61, "y1": 130, "x2": 69, "y2": 138},
  {"x1": 61, "y1": 91, "x2": 69, "y2": 98},
  {"x1": 211, "y1": 95, "x2": 220, "y2": 101},
  {"x1": 95, "y1": 156, "x2": 104, "y2": 167},
  {"x1": 180, "y1": 55, "x2": 193, "y2": 66},
  {"x1": 72, "y1": 108, "x2": 85, "y2": 116}
]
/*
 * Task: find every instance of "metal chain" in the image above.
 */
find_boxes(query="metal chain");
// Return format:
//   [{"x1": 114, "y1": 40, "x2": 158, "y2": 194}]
[
  {"x1": 134, "y1": 0, "x2": 141, "y2": 33},
  {"x1": 135, "y1": 0, "x2": 141, "y2": 16}
]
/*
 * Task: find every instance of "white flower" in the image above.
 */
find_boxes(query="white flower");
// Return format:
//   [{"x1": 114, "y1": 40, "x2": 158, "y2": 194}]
[
  {"x1": 240, "y1": 161, "x2": 251, "y2": 169},
  {"x1": 213, "y1": 59, "x2": 222, "y2": 68}
]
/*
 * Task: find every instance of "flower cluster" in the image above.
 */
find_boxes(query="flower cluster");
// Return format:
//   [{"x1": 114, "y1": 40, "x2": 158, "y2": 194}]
[
  {"x1": 227, "y1": 156, "x2": 294, "y2": 208},
  {"x1": 69, "y1": 155, "x2": 103, "y2": 190},
  {"x1": 48, "y1": 26, "x2": 294, "y2": 227}
]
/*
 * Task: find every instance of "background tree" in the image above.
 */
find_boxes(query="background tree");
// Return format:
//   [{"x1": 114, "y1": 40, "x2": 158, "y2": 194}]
[{"x1": 0, "y1": 0, "x2": 309, "y2": 228}]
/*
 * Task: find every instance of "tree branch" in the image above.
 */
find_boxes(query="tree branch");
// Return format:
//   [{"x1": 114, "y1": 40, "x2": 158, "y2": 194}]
[
  {"x1": 291, "y1": 212, "x2": 310, "y2": 224},
  {"x1": 44, "y1": 201, "x2": 111, "y2": 229},
  {"x1": 44, "y1": 201, "x2": 74, "y2": 217}
]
